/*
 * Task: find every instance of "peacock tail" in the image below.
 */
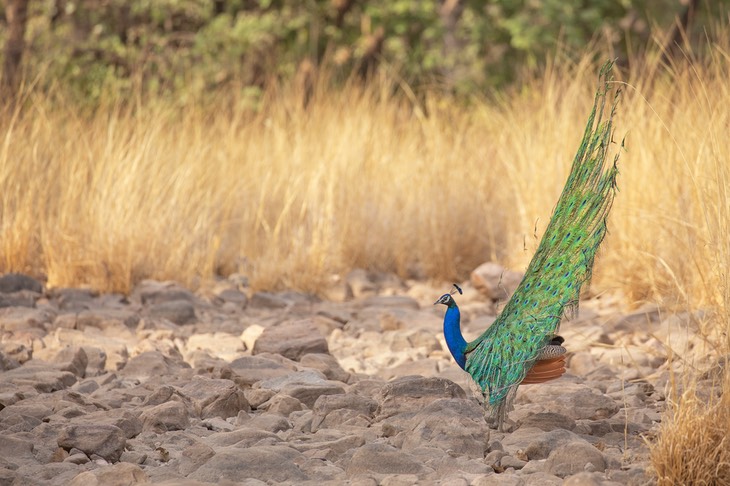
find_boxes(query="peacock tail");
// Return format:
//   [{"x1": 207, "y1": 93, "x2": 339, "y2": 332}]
[{"x1": 464, "y1": 61, "x2": 622, "y2": 428}]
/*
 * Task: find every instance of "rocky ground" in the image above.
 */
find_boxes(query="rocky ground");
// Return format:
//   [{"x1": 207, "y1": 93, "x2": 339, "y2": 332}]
[{"x1": 0, "y1": 266, "x2": 709, "y2": 485}]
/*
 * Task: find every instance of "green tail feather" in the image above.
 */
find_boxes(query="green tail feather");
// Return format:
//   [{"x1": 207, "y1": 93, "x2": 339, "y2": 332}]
[{"x1": 464, "y1": 61, "x2": 622, "y2": 429}]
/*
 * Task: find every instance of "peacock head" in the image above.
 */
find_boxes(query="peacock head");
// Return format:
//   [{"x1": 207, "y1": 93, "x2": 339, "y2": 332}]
[{"x1": 434, "y1": 283, "x2": 462, "y2": 307}]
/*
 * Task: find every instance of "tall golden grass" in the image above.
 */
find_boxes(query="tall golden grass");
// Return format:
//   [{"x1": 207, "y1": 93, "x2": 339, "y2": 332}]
[{"x1": 1, "y1": 52, "x2": 727, "y2": 309}]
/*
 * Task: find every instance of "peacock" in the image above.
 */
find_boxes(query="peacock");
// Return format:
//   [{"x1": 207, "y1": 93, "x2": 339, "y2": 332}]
[{"x1": 435, "y1": 61, "x2": 621, "y2": 430}]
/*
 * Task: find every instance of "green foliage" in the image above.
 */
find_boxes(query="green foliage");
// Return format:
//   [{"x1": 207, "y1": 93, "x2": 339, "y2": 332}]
[{"x1": 4, "y1": 0, "x2": 726, "y2": 100}]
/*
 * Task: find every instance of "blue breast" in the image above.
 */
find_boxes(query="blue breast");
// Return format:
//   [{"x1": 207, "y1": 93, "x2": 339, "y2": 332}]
[{"x1": 443, "y1": 304, "x2": 467, "y2": 369}]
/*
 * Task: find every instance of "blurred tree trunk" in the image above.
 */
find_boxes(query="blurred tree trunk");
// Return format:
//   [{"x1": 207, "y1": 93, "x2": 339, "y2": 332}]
[
  {"x1": 439, "y1": 0, "x2": 464, "y2": 89},
  {"x1": 2, "y1": 0, "x2": 30, "y2": 99},
  {"x1": 661, "y1": 0, "x2": 700, "y2": 65}
]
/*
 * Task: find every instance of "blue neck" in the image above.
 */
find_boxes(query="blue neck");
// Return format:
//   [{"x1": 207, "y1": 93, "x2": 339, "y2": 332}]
[{"x1": 443, "y1": 304, "x2": 467, "y2": 369}]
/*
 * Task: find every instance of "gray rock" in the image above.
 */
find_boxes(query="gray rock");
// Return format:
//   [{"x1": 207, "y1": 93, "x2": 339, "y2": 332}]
[
  {"x1": 0, "y1": 350, "x2": 20, "y2": 371},
  {"x1": 178, "y1": 376, "x2": 250, "y2": 418},
  {"x1": 204, "y1": 428, "x2": 282, "y2": 448},
  {"x1": 69, "y1": 462, "x2": 148, "y2": 486},
  {"x1": 0, "y1": 306, "x2": 53, "y2": 331},
  {"x1": 375, "y1": 376, "x2": 466, "y2": 419},
  {"x1": 400, "y1": 398, "x2": 489, "y2": 459},
  {"x1": 249, "y1": 291, "x2": 290, "y2": 309},
  {"x1": 253, "y1": 319, "x2": 329, "y2": 361},
  {"x1": 300, "y1": 353, "x2": 351, "y2": 382},
  {"x1": 0, "y1": 362, "x2": 77, "y2": 392},
  {"x1": 345, "y1": 443, "x2": 425, "y2": 477},
  {"x1": 52, "y1": 289, "x2": 98, "y2": 312},
  {"x1": 140, "y1": 401, "x2": 190, "y2": 433},
  {"x1": 0, "y1": 290, "x2": 39, "y2": 308},
  {"x1": 0, "y1": 436, "x2": 37, "y2": 468},
  {"x1": 134, "y1": 281, "x2": 195, "y2": 305},
  {"x1": 502, "y1": 427, "x2": 585, "y2": 460},
  {"x1": 189, "y1": 446, "x2": 308, "y2": 482},
  {"x1": 0, "y1": 411, "x2": 43, "y2": 433},
  {"x1": 76, "y1": 308, "x2": 140, "y2": 331},
  {"x1": 257, "y1": 370, "x2": 327, "y2": 391},
  {"x1": 519, "y1": 382, "x2": 620, "y2": 420},
  {"x1": 33, "y1": 346, "x2": 89, "y2": 378},
  {"x1": 238, "y1": 413, "x2": 289, "y2": 434},
  {"x1": 70, "y1": 409, "x2": 143, "y2": 439},
  {"x1": 0, "y1": 273, "x2": 43, "y2": 293},
  {"x1": 119, "y1": 351, "x2": 191, "y2": 381},
  {"x1": 0, "y1": 400, "x2": 53, "y2": 422},
  {"x1": 500, "y1": 455, "x2": 527, "y2": 469},
  {"x1": 215, "y1": 287, "x2": 249, "y2": 307},
  {"x1": 522, "y1": 472, "x2": 563, "y2": 485},
  {"x1": 290, "y1": 434, "x2": 366, "y2": 460},
  {"x1": 311, "y1": 393, "x2": 378, "y2": 431},
  {"x1": 545, "y1": 441, "x2": 607, "y2": 478},
  {"x1": 244, "y1": 388, "x2": 277, "y2": 408},
  {"x1": 264, "y1": 394, "x2": 303, "y2": 416},
  {"x1": 12, "y1": 462, "x2": 83, "y2": 486},
  {"x1": 179, "y1": 442, "x2": 216, "y2": 476},
  {"x1": 148, "y1": 299, "x2": 197, "y2": 325},
  {"x1": 518, "y1": 412, "x2": 576, "y2": 431},
  {"x1": 471, "y1": 262, "x2": 523, "y2": 301},
  {"x1": 280, "y1": 382, "x2": 347, "y2": 408},
  {"x1": 57, "y1": 424, "x2": 127, "y2": 462},
  {"x1": 227, "y1": 355, "x2": 298, "y2": 387}
]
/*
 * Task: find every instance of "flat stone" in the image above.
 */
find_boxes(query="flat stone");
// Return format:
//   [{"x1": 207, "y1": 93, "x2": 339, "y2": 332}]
[
  {"x1": 69, "y1": 462, "x2": 148, "y2": 486},
  {"x1": 228, "y1": 355, "x2": 297, "y2": 386},
  {"x1": 0, "y1": 436, "x2": 37, "y2": 467},
  {"x1": 249, "y1": 292, "x2": 292, "y2": 309},
  {"x1": 253, "y1": 319, "x2": 329, "y2": 361},
  {"x1": 400, "y1": 398, "x2": 489, "y2": 459},
  {"x1": 300, "y1": 353, "x2": 350, "y2": 383},
  {"x1": 0, "y1": 273, "x2": 43, "y2": 293},
  {"x1": 311, "y1": 393, "x2": 378, "y2": 431},
  {"x1": 148, "y1": 299, "x2": 197, "y2": 325},
  {"x1": 118, "y1": 351, "x2": 191, "y2": 381},
  {"x1": 519, "y1": 382, "x2": 620, "y2": 420},
  {"x1": 134, "y1": 281, "x2": 196, "y2": 304},
  {"x1": 76, "y1": 308, "x2": 140, "y2": 330},
  {"x1": 57, "y1": 424, "x2": 127, "y2": 462},
  {"x1": 178, "y1": 376, "x2": 250, "y2": 418},
  {"x1": 204, "y1": 428, "x2": 282, "y2": 448},
  {"x1": 0, "y1": 307, "x2": 54, "y2": 331},
  {"x1": 545, "y1": 441, "x2": 607, "y2": 478},
  {"x1": 189, "y1": 446, "x2": 308, "y2": 483},
  {"x1": 178, "y1": 442, "x2": 216, "y2": 476},
  {"x1": 345, "y1": 443, "x2": 424, "y2": 477},
  {"x1": 375, "y1": 376, "x2": 466, "y2": 419},
  {"x1": 70, "y1": 409, "x2": 143, "y2": 439},
  {"x1": 0, "y1": 290, "x2": 39, "y2": 308},
  {"x1": 140, "y1": 401, "x2": 190, "y2": 433},
  {"x1": 518, "y1": 412, "x2": 576, "y2": 431},
  {"x1": 280, "y1": 382, "x2": 347, "y2": 408},
  {"x1": 0, "y1": 362, "x2": 77, "y2": 392},
  {"x1": 257, "y1": 370, "x2": 327, "y2": 391},
  {"x1": 264, "y1": 394, "x2": 303, "y2": 416}
]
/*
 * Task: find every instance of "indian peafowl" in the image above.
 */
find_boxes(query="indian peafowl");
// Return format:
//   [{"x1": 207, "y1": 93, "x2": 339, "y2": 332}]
[{"x1": 435, "y1": 61, "x2": 621, "y2": 430}]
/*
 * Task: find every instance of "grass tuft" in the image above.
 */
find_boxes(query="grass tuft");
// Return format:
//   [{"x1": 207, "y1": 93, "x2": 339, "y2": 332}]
[{"x1": 650, "y1": 374, "x2": 730, "y2": 485}]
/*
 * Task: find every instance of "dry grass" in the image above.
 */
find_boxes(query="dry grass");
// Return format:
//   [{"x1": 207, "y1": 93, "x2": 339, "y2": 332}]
[
  {"x1": 0, "y1": 45, "x2": 728, "y2": 310},
  {"x1": 650, "y1": 375, "x2": 730, "y2": 485}
]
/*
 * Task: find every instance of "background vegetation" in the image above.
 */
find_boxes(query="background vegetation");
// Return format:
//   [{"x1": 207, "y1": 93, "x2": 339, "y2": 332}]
[
  {"x1": 2, "y1": 2, "x2": 730, "y2": 483},
  {"x1": 2, "y1": 0, "x2": 726, "y2": 100}
]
